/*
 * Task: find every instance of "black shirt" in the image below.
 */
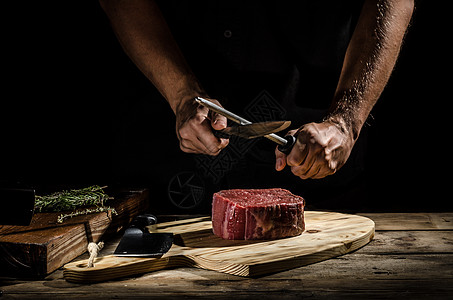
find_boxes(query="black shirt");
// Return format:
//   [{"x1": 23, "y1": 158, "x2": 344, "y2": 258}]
[
  {"x1": 157, "y1": 1, "x2": 368, "y2": 199},
  {"x1": 158, "y1": 0, "x2": 363, "y2": 119}
]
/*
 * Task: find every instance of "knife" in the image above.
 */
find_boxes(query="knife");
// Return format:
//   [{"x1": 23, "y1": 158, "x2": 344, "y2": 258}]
[
  {"x1": 195, "y1": 97, "x2": 296, "y2": 154},
  {"x1": 114, "y1": 214, "x2": 173, "y2": 257},
  {"x1": 217, "y1": 121, "x2": 291, "y2": 139}
]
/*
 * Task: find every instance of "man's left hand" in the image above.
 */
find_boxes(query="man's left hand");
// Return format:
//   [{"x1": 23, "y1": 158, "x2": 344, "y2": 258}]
[{"x1": 275, "y1": 120, "x2": 355, "y2": 179}]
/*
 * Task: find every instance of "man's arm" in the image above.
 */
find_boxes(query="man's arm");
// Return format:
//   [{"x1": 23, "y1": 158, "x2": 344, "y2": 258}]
[
  {"x1": 276, "y1": 0, "x2": 414, "y2": 179},
  {"x1": 99, "y1": 0, "x2": 228, "y2": 155}
]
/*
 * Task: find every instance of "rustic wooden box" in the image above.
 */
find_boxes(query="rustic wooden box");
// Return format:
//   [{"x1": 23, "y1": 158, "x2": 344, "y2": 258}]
[{"x1": 0, "y1": 189, "x2": 149, "y2": 278}]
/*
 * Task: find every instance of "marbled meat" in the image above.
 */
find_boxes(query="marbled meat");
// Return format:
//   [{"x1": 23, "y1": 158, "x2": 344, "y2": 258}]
[{"x1": 212, "y1": 188, "x2": 305, "y2": 240}]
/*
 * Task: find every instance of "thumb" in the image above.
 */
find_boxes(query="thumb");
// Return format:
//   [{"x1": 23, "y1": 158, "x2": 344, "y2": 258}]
[
  {"x1": 275, "y1": 146, "x2": 287, "y2": 171},
  {"x1": 211, "y1": 113, "x2": 227, "y2": 130}
]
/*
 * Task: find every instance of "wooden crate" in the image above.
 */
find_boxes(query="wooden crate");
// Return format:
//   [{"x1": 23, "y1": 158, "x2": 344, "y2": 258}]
[{"x1": 0, "y1": 189, "x2": 149, "y2": 278}]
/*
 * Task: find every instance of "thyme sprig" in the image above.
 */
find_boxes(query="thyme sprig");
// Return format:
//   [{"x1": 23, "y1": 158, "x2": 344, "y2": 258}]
[
  {"x1": 34, "y1": 185, "x2": 117, "y2": 223},
  {"x1": 57, "y1": 206, "x2": 117, "y2": 223}
]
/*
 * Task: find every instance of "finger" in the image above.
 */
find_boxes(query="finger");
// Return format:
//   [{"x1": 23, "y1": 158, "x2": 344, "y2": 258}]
[
  {"x1": 275, "y1": 147, "x2": 287, "y2": 171},
  {"x1": 286, "y1": 142, "x2": 308, "y2": 167},
  {"x1": 185, "y1": 138, "x2": 223, "y2": 156},
  {"x1": 196, "y1": 135, "x2": 223, "y2": 155},
  {"x1": 275, "y1": 129, "x2": 299, "y2": 171},
  {"x1": 219, "y1": 137, "x2": 230, "y2": 149},
  {"x1": 179, "y1": 139, "x2": 199, "y2": 154},
  {"x1": 291, "y1": 149, "x2": 317, "y2": 179},
  {"x1": 180, "y1": 127, "x2": 218, "y2": 155},
  {"x1": 201, "y1": 98, "x2": 227, "y2": 131},
  {"x1": 211, "y1": 113, "x2": 227, "y2": 131},
  {"x1": 179, "y1": 108, "x2": 228, "y2": 155},
  {"x1": 195, "y1": 120, "x2": 228, "y2": 155},
  {"x1": 310, "y1": 158, "x2": 338, "y2": 179},
  {"x1": 311, "y1": 167, "x2": 333, "y2": 179},
  {"x1": 303, "y1": 163, "x2": 323, "y2": 179},
  {"x1": 178, "y1": 127, "x2": 209, "y2": 154},
  {"x1": 302, "y1": 152, "x2": 336, "y2": 179},
  {"x1": 308, "y1": 160, "x2": 333, "y2": 179},
  {"x1": 278, "y1": 129, "x2": 301, "y2": 167}
]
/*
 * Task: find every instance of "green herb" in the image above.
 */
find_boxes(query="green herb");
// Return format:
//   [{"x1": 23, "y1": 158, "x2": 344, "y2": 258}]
[
  {"x1": 34, "y1": 185, "x2": 117, "y2": 223},
  {"x1": 57, "y1": 206, "x2": 117, "y2": 223}
]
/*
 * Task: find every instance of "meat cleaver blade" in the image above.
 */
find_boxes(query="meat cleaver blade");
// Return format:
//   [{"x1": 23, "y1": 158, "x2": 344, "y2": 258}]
[{"x1": 113, "y1": 214, "x2": 173, "y2": 257}]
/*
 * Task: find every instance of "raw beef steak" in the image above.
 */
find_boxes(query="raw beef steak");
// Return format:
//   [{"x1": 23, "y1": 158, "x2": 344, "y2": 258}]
[{"x1": 212, "y1": 188, "x2": 305, "y2": 240}]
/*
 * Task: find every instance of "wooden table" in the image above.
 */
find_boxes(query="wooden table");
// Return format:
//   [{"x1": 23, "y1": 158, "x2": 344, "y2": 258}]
[{"x1": 1, "y1": 213, "x2": 452, "y2": 299}]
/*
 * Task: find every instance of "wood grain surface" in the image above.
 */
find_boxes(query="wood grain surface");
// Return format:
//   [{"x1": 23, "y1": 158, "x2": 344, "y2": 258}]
[
  {"x1": 63, "y1": 211, "x2": 375, "y2": 282},
  {"x1": 2, "y1": 213, "x2": 452, "y2": 299}
]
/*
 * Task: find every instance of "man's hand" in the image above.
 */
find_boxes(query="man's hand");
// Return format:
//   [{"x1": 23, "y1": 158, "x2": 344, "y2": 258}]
[
  {"x1": 99, "y1": 0, "x2": 228, "y2": 156},
  {"x1": 275, "y1": 120, "x2": 355, "y2": 179},
  {"x1": 175, "y1": 98, "x2": 229, "y2": 155}
]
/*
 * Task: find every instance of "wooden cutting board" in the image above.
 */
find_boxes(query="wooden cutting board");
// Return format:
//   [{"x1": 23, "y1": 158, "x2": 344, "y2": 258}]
[
  {"x1": 63, "y1": 211, "x2": 375, "y2": 283},
  {"x1": 0, "y1": 189, "x2": 149, "y2": 278}
]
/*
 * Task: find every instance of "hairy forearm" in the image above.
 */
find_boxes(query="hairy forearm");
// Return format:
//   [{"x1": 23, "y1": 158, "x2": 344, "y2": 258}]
[
  {"x1": 99, "y1": 0, "x2": 205, "y2": 113},
  {"x1": 327, "y1": 0, "x2": 414, "y2": 139}
]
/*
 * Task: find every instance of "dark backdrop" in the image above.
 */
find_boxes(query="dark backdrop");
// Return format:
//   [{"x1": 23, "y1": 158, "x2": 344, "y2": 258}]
[{"x1": 1, "y1": 1, "x2": 450, "y2": 213}]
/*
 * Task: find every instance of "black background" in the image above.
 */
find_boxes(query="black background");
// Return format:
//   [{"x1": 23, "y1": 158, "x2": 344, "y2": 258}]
[{"x1": 1, "y1": 1, "x2": 450, "y2": 213}]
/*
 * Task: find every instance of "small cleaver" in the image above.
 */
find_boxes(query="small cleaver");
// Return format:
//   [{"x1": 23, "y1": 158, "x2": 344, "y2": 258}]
[{"x1": 114, "y1": 214, "x2": 173, "y2": 257}]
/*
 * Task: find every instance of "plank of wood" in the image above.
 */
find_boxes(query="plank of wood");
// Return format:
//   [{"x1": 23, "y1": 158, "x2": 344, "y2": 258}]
[
  {"x1": 2, "y1": 224, "x2": 452, "y2": 299},
  {"x1": 359, "y1": 230, "x2": 453, "y2": 254},
  {"x1": 4, "y1": 253, "x2": 453, "y2": 299},
  {"x1": 63, "y1": 211, "x2": 375, "y2": 282},
  {"x1": 0, "y1": 189, "x2": 149, "y2": 278},
  {"x1": 429, "y1": 213, "x2": 453, "y2": 229},
  {"x1": 358, "y1": 213, "x2": 453, "y2": 230}
]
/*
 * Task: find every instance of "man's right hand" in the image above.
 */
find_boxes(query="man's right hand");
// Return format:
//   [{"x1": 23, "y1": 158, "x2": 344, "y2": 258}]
[{"x1": 175, "y1": 98, "x2": 229, "y2": 155}]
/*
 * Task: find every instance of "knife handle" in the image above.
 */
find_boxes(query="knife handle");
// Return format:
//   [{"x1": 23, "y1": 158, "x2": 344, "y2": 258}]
[
  {"x1": 214, "y1": 129, "x2": 231, "y2": 139},
  {"x1": 130, "y1": 214, "x2": 157, "y2": 230},
  {"x1": 277, "y1": 135, "x2": 296, "y2": 155}
]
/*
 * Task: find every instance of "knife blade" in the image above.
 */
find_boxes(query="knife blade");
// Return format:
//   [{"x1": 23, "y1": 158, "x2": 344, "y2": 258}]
[
  {"x1": 218, "y1": 121, "x2": 291, "y2": 139},
  {"x1": 195, "y1": 97, "x2": 296, "y2": 154},
  {"x1": 114, "y1": 214, "x2": 173, "y2": 257}
]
